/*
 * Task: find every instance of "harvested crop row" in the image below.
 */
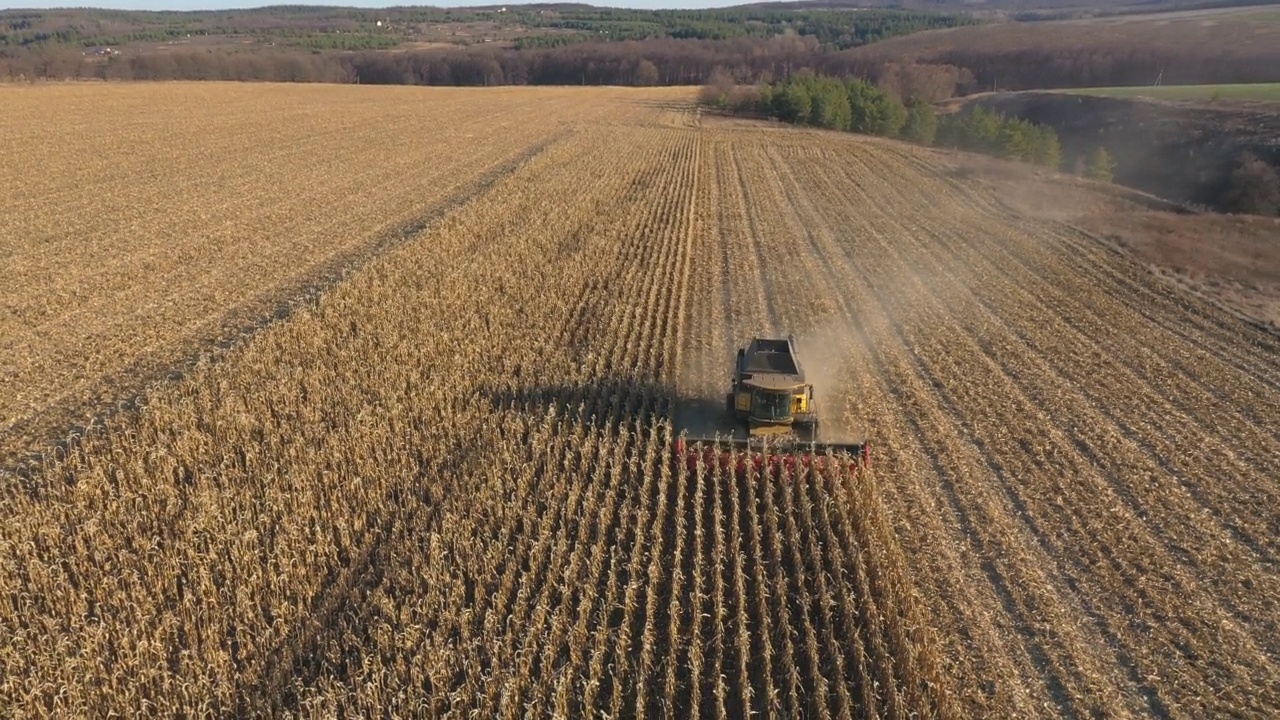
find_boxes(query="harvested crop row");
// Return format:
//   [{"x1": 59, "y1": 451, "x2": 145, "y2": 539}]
[{"x1": 682, "y1": 127, "x2": 1280, "y2": 716}]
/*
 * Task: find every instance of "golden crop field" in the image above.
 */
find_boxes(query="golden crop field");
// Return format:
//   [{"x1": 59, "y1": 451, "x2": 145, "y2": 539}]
[
  {"x1": 0, "y1": 82, "x2": 658, "y2": 466},
  {"x1": 2, "y1": 83, "x2": 1278, "y2": 718}
]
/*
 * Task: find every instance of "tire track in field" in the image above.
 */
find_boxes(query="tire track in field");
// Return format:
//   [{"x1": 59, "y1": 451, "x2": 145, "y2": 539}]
[
  {"x1": 861, "y1": 143, "x2": 1280, "y2": 415},
  {"x1": 747, "y1": 133, "x2": 1152, "y2": 712},
  {"x1": 839, "y1": 166, "x2": 1269, "y2": 707},
  {"x1": 844, "y1": 145, "x2": 1280, "y2": 599},
  {"x1": 757, "y1": 138, "x2": 1112, "y2": 717},
  {"x1": 870, "y1": 142, "x2": 1275, "y2": 390},
  {"x1": 247, "y1": 130, "x2": 628, "y2": 713},
  {"x1": 834, "y1": 147, "x2": 1280, "y2": 532},
  {"x1": 754, "y1": 142, "x2": 1028, "y2": 715},
  {"x1": 2, "y1": 95, "x2": 584, "y2": 470},
  {"x1": 839, "y1": 142, "x2": 1280, "y2": 707},
  {"x1": 779, "y1": 134, "x2": 1280, "y2": 716}
]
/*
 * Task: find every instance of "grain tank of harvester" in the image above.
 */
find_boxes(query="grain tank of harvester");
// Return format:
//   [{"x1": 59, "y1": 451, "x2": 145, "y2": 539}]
[{"x1": 676, "y1": 334, "x2": 870, "y2": 475}]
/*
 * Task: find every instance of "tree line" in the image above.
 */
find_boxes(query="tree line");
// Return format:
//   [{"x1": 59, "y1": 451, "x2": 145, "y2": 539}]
[
  {"x1": 0, "y1": 6, "x2": 975, "y2": 87},
  {"x1": 6, "y1": 13, "x2": 1275, "y2": 93},
  {"x1": 1, "y1": 7, "x2": 970, "y2": 51},
  {"x1": 936, "y1": 105, "x2": 1062, "y2": 168},
  {"x1": 1, "y1": 36, "x2": 987, "y2": 100},
  {"x1": 14, "y1": 33, "x2": 1264, "y2": 97},
  {"x1": 0, "y1": 35, "x2": 894, "y2": 87},
  {"x1": 924, "y1": 46, "x2": 1280, "y2": 91},
  {"x1": 737, "y1": 74, "x2": 1279, "y2": 216},
  {"x1": 3, "y1": 5, "x2": 1276, "y2": 94},
  {"x1": 709, "y1": 72, "x2": 1067, "y2": 171}
]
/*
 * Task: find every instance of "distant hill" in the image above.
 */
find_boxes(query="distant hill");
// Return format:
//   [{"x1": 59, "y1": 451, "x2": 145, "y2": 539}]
[
  {"x1": 732, "y1": 0, "x2": 1280, "y2": 27},
  {"x1": 732, "y1": 0, "x2": 1271, "y2": 12},
  {"x1": 0, "y1": 4, "x2": 971, "y2": 54},
  {"x1": 3, "y1": 0, "x2": 1277, "y2": 92},
  {"x1": 0, "y1": 3, "x2": 971, "y2": 84},
  {"x1": 839, "y1": 4, "x2": 1280, "y2": 89}
]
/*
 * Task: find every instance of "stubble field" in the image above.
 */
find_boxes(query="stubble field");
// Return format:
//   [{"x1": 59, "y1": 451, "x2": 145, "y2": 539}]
[{"x1": 1, "y1": 83, "x2": 1277, "y2": 718}]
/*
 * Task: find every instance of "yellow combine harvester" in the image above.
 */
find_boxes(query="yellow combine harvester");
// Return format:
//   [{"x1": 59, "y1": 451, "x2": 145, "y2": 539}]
[
  {"x1": 727, "y1": 335, "x2": 820, "y2": 440},
  {"x1": 676, "y1": 334, "x2": 870, "y2": 474}
]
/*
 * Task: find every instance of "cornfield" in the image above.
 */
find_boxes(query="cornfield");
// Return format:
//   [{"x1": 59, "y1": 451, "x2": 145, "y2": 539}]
[{"x1": 1, "y1": 83, "x2": 1277, "y2": 718}]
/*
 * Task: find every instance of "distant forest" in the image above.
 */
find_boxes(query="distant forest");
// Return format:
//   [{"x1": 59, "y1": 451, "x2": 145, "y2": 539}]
[
  {"x1": 2, "y1": 4, "x2": 977, "y2": 85},
  {"x1": 2, "y1": 3, "x2": 1278, "y2": 93},
  {"x1": 0, "y1": 6, "x2": 973, "y2": 86},
  {"x1": 0, "y1": 5, "x2": 971, "y2": 52},
  {"x1": 1, "y1": 34, "x2": 981, "y2": 97}
]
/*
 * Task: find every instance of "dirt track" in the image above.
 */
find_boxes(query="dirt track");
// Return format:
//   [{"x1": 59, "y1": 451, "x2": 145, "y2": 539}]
[{"x1": 2, "y1": 88, "x2": 1277, "y2": 717}]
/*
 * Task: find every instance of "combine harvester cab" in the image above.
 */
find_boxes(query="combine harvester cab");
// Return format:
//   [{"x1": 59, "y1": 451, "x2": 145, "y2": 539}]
[{"x1": 675, "y1": 333, "x2": 871, "y2": 475}]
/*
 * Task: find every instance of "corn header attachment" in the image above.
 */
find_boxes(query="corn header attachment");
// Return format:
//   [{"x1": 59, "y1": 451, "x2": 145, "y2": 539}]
[
  {"x1": 675, "y1": 434, "x2": 870, "y2": 475},
  {"x1": 674, "y1": 333, "x2": 871, "y2": 475}
]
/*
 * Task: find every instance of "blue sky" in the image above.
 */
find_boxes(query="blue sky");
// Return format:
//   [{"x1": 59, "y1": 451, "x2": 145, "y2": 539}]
[{"x1": 4, "y1": 0, "x2": 747, "y2": 9}]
